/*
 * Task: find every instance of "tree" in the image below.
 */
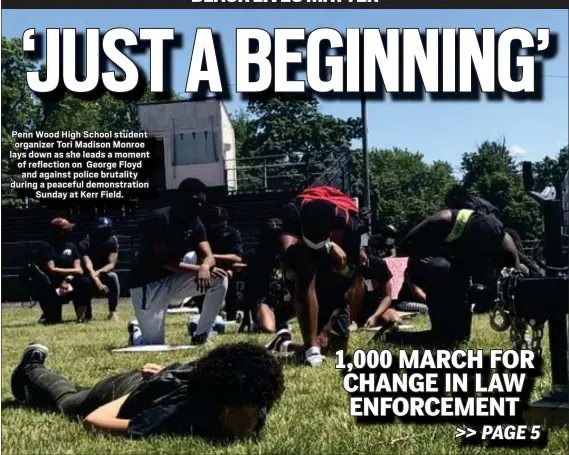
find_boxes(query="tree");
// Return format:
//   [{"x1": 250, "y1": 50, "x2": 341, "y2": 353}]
[
  {"x1": 2, "y1": 37, "x2": 41, "y2": 207},
  {"x1": 1, "y1": 34, "x2": 178, "y2": 207},
  {"x1": 233, "y1": 95, "x2": 362, "y2": 192},
  {"x1": 458, "y1": 139, "x2": 541, "y2": 238},
  {"x1": 350, "y1": 148, "x2": 457, "y2": 232},
  {"x1": 533, "y1": 145, "x2": 568, "y2": 193}
]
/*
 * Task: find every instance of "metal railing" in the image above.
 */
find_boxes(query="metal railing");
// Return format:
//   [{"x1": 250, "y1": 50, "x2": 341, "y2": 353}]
[
  {"x1": 310, "y1": 151, "x2": 353, "y2": 194},
  {"x1": 225, "y1": 153, "x2": 328, "y2": 194}
]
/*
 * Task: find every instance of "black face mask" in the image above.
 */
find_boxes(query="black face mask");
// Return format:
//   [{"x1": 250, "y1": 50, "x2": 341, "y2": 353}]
[
  {"x1": 51, "y1": 229, "x2": 70, "y2": 244},
  {"x1": 176, "y1": 195, "x2": 206, "y2": 221},
  {"x1": 92, "y1": 228, "x2": 112, "y2": 242}
]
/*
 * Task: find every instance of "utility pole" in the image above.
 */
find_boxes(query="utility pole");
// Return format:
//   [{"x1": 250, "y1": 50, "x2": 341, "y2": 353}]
[
  {"x1": 360, "y1": 32, "x2": 371, "y2": 228},
  {"x1": 361, "y1": 93, "x2": 370, "y2": 211}
]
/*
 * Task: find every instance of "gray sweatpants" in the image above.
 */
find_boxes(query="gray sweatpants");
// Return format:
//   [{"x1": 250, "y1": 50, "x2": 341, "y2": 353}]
[{"x1": 130, "y1": 252, "x2": 228, "y2": 344}]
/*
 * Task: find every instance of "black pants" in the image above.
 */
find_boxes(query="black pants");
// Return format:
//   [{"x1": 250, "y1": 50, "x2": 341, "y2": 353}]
[
  {"x1": 34, "y1": 275, "x2": 93, "y2": 323},
  {"x1": 422, "y1": 257, "x2": 472, "y2": 347},
  {"x1": 355, "y1": 294, "x2": 380, "y2": 327},
  {"x1": 89, "y1": 272, "x2": 120, "y2": 313},
  {"x1": 14, "y1": 363, "x2": 142, "y2": 418},
  {"x1": 242, "y1": 254, "x2": 278, "y2": 324}
]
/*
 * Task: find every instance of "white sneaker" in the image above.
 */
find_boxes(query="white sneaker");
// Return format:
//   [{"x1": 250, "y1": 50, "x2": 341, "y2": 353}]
[{"x1": 305, "y1": 353, "x2": 326, "y2": 367}]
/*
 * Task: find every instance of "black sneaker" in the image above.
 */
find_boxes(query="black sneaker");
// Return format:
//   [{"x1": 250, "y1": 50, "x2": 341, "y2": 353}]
[
  {"x1": 264, "y1": 328, "x2": 292, "y2": 352},
  {"x1": 127, "y1": 320, "x2": 142, "y2": 346},
  {"x1": 190, "y1": 331, "x2": 217, "y2": 346},
  {"x1": 19, "y1": 343, "x2": 48, "y2": 366},
  {"x1": 11, "y1": 344, "x2": 49, "y2": 402}
]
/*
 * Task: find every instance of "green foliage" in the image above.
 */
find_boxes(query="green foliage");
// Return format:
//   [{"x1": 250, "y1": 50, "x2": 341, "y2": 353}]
[
  {"x1": 1, "y1": 36, "x2": 177, "y2": 207},
  {"x1": 231, "y1": 96, "x2": 362, "y2": 193},
  {"x1": 3, "y1": 303, "x2": 568, "y2": 455},
  {"x1": 3, "y1": 35, "x2": 566, "y2": 239},
  {"x1": 350, "y1": 148, "x2": 457, "y2": 232},
  {"x1": 2, "y1": 37, "x2": 41, "y2": 206},
  {"x1": 457, "y1": 139, "x2": 542, "y2": 238},
  {"x1": 533, "y1": 145, "x2": 568, "y2": 192}
]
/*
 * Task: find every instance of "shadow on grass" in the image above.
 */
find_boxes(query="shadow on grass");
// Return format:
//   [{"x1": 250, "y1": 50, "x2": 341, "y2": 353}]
[
  {"x1": 2, "y1": 320, "x2": 76, "y2": 329},
  {"x1": 1, "y1": 399, "x2": 59, "y2": 417},
  {"x1": 1, "y1": 399, "x2": 23, "y2": 410}
]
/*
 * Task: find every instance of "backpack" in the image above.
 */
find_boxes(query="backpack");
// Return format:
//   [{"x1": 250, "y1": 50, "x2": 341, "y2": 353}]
[{"x1": 460, "y1": 195, "x2": 501, "y2": 219}]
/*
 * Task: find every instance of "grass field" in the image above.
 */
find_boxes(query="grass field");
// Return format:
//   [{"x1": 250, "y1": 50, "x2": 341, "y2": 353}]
[{"x1": 2, "y1": 299, "x2": 568, "y2": 455}]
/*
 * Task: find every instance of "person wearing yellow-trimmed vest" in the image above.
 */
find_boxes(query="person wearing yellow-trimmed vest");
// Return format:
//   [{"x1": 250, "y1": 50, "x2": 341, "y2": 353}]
[{"x1": 397, "y1": 208, "x2": 521, "y2": 348}]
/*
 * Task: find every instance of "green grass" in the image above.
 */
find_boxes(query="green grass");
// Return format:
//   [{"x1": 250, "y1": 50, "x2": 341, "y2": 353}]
[{"x1": 2, "y1": 300, "x2": 568, "y2": 455}]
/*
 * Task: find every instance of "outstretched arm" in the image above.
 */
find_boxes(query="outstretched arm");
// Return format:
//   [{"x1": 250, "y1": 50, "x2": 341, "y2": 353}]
[
  {"x1": 83, "y1": 394, "x2": 131, "y2": 436},
  {"x1": 501, "y1": 233, "x2": 521, "y2": 270}
]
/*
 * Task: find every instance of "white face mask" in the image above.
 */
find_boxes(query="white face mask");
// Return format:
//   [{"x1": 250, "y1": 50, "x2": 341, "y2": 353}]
[{"x1": 302, "y1": 234, "x2": 331, "y2": 251}]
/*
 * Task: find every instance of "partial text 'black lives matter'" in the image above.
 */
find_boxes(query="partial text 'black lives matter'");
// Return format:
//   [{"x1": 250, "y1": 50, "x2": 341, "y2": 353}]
[{"x1": 9, "y1": 130, "x2": 160, "y2": 207}]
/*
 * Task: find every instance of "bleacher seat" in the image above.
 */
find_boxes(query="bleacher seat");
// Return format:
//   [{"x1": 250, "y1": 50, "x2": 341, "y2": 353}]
[{"x1": 1, "y1": 189, "x2": 296, "y2": 302}]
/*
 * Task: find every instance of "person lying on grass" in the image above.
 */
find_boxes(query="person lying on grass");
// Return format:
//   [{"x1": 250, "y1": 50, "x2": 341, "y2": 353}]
[{"x1": 10, "y1": 342, "x2": 284, "y2": 441}]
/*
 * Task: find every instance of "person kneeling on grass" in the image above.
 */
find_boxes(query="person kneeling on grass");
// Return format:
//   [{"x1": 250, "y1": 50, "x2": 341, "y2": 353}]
[
  {"x1": 79, "y1": 217, "x2": 121, "y2": 322},
  {"x1": 350, "y1": 249, "x2": 399, "y2": 329},
  {"x1": 397, "y1": 207, "x2": 521, "y2": 348},
  {"x1": 33, "y1": 218, "x2": 92, "y2": 324},
  {"x1": 10, "y1": 342, "x2": 284, "y2": 441},
  {"x1": 127, "y1": 178, "x2": 228, "y2": 346},
  {"x1": 203, "y1": 206, "x2": 245, "y2": 322},
  {"x1": 266, "y1": 186, "x2": 366, "y2": 367}
]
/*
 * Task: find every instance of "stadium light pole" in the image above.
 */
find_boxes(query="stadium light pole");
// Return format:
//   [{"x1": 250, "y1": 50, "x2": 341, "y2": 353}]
[{"x1": 360, "y1": 32, "x2": 372, "y2": 225}]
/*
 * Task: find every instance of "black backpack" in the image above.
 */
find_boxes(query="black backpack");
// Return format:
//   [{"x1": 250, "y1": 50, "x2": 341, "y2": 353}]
[{"x1": 454, "y1": 195, "x2": 501, "y2": 219}]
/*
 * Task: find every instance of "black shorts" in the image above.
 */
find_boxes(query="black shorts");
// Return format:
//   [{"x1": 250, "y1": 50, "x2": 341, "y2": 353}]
[
  {"x1": 318, "y1": 303, "x2": 350, "y2": 339},
  {"x1": 355, "y1": 294, "x2": 378, "y2": 327}
]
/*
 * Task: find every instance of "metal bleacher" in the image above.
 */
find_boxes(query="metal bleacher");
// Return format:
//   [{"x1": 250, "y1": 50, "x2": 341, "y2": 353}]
[{"x1": 1, "y1": 151, "x2": 354, "y2": 303}]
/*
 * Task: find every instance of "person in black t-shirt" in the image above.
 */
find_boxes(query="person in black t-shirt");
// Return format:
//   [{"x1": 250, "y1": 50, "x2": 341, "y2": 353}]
[
  {"x1": 11, "y1": 342, "x2": 284, "y2": 441},
  {"x1": 203, "y1": 206, "x2": 245, "y2": 322},
  {"x1": 32, "y1": 218, "x2": 92, "y2": 324},
  {"x1": 238, "y1": 218, "x2": 294, "y2": 334},
  {"x1": 396, "y1": 208, "x2": 521, "y2": 348},
  {"x1": 79, "y1": 217, "x2": 120, "y2": 321},
  {"x1": 352, "y1": 250, "x2": 398, "y2": 328},
  {"x1": 127, "y1": 178, "x2": 228, "y2": 346},
  {"x1": 397, "y1": 257, "x2": 427, "y2": 304},
  {"x1": 394, "y1": 256, "x2": 430, "y2": 314},
  {"x1": 266, "y1": 190, "x2": 362, "y2": 367}
]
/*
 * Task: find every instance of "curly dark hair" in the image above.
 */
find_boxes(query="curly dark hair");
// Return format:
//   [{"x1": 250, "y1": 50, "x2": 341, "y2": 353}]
[{"x1": 189, "y1": 342, "x2": 285, "y2": 413}]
